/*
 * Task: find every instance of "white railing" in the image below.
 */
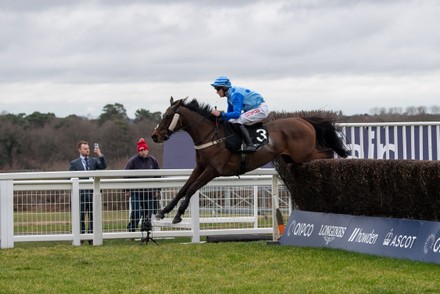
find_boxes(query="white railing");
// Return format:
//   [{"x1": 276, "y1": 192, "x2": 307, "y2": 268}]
[
  {"x1": 338, "y1": 122, "x2": 440, "y2": 160},
  {"x1": 0, "y1": 169, "x2": 288, "y2": 249}
]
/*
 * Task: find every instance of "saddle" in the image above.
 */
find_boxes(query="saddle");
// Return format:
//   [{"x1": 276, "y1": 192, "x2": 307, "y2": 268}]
[{"x1": 224, "y1": 122, "x2": 269, "y2": 153}]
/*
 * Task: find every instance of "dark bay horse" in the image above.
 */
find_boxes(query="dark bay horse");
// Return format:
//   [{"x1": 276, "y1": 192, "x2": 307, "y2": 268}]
[{"x1": 152, "y1": 97, "x2": 348, "y2": 224}]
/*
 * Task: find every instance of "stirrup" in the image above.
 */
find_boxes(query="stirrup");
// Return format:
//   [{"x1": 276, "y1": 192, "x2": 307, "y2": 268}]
[
  {"x1": 241, "y1": 144, "x2": 257, "y2": 153},
  {"x1": 236, "y1": 124, "x2": 256, "y2": 153}
]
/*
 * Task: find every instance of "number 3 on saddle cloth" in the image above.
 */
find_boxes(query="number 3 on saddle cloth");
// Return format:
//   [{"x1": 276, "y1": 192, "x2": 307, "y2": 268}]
[{"x1": 224, "y1": 122, "x2": 269, "y2": 152}]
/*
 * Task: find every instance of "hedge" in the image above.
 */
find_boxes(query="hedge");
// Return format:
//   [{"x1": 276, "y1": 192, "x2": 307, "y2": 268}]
[{"x1": 274, "y1": 159, "x2": 440, "y2": 221}]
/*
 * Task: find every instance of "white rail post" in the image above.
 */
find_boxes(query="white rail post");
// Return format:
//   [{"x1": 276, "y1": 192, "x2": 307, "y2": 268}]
[
  {"x1": 428, "y1": 125, "x2": 432, "y2": 160},
  {"x1": 71, "y1": 178, "x2": 81, "y2": 246},
  {"x1": 271, "y1": 175, "x2": 280, "y2": 241},
  {"x1": 190, "y1": 190, "x2": 200, "y2": 243},
  {"x1": 93, "y1": 177, "x2": 103, "y2": 246},
  {"x1": 419, "y1": 125, "x2": 424, "y2": 160},
  {"x1": 359, "y1": 126, "x2": 364, "y2": 158},
  {"x1": 253, "y1": 186, "x2": 258, "y2": 229},
  {"x1": 0, "y1": 180, "x2": 14, "y2": 249}
]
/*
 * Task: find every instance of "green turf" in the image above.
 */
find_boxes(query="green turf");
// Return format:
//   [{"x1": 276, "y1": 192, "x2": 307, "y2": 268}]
[{"x1": 1, "y1": 239, "x2": 439, "y2": 293}]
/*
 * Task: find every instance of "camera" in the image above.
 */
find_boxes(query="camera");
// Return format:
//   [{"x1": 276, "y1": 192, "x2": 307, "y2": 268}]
[
  {"x1": 94, "y1": 143, "x2": 99, "y2": 150},
  {"x1": 141, "y1": 218, "x2": 152, "y2": 232},
  {"x1": 139, "y1": 217, "x2": 158, "y2": 245}
]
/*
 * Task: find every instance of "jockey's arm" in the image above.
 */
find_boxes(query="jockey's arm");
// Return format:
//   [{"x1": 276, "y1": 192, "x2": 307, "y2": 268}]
[{"x1": 222, "y1": 94, "x2": 244, "y2": 120}]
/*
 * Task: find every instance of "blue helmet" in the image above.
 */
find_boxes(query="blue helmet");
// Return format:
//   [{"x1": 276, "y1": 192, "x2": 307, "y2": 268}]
[{"x1": 211, "y1": 76, "x2": 231, "y2": 88}]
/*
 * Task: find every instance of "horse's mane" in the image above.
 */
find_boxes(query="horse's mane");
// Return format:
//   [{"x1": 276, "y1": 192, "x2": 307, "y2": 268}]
[{"x1": 178, "y1": 98, "x2": 217, "y2": 122}]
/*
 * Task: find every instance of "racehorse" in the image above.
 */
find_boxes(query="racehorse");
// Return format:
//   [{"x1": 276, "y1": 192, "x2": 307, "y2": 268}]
[{"x1": 151, "y1": 97, "x2": 348, "y2": 224}]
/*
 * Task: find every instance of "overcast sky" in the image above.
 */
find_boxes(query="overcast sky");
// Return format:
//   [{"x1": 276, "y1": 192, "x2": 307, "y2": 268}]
[{"x1": 1, "y1": 0, "x2": 439, "y2": 118}]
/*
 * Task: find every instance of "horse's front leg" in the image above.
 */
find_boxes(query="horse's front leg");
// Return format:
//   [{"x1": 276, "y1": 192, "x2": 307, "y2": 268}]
[
  {"x1": 155, "y1": 166, "x2": 204, "y2": 220},
  {"x1": 172, "y1": 168, "x2": 217, "y2": 224}
]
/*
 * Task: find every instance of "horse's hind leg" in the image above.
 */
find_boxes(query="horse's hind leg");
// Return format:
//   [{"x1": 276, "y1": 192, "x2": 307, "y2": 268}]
[
  {"x1": 279, "y1": 154, "x2": 303, "y2": 170},
  {"x1": 156, "y1": 166, "x2": 204, "y2": 220}
]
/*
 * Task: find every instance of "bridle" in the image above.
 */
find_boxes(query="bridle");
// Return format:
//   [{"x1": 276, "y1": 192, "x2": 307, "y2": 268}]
[{"x1": 154, "y1": 105, "x2": 182, "y2": 141}]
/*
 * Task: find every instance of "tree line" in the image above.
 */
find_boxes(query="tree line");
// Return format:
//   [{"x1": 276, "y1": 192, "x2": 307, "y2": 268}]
[
  {"x1": 1, "y1": 103, "x2": 439, "y2": 172},
  {"x1": 339, "y1": 105, "x2": 440, "y2": 123},
  {"x1": 0, "y1": 103, "x2": 163, "y2": 172}
]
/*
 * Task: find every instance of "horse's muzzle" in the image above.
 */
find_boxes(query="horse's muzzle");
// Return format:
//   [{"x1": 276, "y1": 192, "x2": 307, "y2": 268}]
[
  {"x1": 151, "y1": 130, "x2": 170, "y2": 143},
  {"x1": 151, "y1": 130, "x2": 162, "y2": 143}
]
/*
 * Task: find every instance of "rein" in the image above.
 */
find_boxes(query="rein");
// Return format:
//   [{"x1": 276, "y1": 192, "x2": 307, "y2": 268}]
[{"x1": 194, "y1": 117, "x2": 236, "y2": 150}]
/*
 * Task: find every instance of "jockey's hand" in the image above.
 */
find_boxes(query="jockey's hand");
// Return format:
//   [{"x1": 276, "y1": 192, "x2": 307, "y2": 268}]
[{"x1": 211, "y1": 109, "x2": 221, "y2": 117}]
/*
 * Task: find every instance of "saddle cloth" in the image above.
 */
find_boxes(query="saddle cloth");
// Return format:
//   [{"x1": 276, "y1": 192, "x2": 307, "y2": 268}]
[{"x1": 224, "y1": 122, "x2": 269, "y2": 152}]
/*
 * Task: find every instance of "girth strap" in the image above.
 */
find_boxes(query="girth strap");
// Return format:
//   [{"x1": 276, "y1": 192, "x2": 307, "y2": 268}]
[
  {"x1": 194, "y1": 139, "x2": 225, "y2": 150},
  {"x1": 239, "y1": 153, "x2": 247, "y2": 176}
]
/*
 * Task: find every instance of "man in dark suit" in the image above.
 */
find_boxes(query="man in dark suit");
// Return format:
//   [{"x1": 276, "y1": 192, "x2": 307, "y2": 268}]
[{"x1": 69, "y1": 141, "x2": 107, "y2": 243}]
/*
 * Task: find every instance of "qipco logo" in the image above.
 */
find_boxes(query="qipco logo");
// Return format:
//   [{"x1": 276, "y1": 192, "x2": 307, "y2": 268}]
[{"x1": 288, "y1": 220, "x2": 314, "y2": 237}]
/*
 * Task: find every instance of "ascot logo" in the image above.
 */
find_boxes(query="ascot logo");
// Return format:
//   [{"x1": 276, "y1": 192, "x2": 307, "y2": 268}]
[{"x1": 382, "y1": 229, "x2": 417, "y2": 249}]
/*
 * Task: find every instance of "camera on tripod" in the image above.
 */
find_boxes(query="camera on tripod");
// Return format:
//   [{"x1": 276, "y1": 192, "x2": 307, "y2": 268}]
[
  {"x1": 139, "y1": 218, "x2": 158, "y2": 245},
  {"x1": 141, "y1": 218, "x2": 152, "y2": 232}
]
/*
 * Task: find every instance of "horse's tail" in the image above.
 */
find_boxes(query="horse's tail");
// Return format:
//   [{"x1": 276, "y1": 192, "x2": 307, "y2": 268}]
[{"x1": 303, "y1": 117, "x2": 348, "y2": 158}]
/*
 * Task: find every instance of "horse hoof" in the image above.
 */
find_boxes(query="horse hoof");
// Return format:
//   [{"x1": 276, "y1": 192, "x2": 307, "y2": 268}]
[
  {"x1": 156, "y1": 211, "x2": 165, "y2": 220},
  {"x1": 172, "y1": 215, "x2": 182, "y2": 224}
]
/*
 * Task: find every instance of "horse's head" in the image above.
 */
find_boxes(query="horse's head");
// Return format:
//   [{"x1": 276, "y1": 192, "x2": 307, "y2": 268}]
[
  {"x1": 152, "y1": 97, "x2": 184, "y2": 143},
  {"x1": 152, "y1": 96, "x2": 217, "y2": 143}
]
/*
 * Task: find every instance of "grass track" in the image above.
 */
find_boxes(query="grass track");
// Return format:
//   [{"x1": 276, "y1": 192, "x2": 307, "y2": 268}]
[{"x1": 1, "y1": 239, "x2": 440, "y2": 293}]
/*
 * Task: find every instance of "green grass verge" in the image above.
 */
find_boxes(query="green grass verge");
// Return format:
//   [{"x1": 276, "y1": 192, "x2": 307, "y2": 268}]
[{"x1": 1, "y1": 239, "x2": 439, "y2": 293}]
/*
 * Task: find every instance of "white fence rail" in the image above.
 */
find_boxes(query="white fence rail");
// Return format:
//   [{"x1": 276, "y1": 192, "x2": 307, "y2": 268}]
[{"x1": 0, "y1": 169, "x2": 288, "y2": 249}]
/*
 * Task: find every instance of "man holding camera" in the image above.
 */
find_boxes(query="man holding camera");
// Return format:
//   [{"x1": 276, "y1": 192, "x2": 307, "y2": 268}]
[{"x1": 69, "y1": 141, "x2": 107, "y2": 244}]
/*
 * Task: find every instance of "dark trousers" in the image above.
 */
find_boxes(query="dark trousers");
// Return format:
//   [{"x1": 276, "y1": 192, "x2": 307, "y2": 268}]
[
  {"x1": 127, "y1": 190, "x2": 155, "y2": 232},
  {"x1": 80, "y1": 189, "x2": 93, "y2": 234}
]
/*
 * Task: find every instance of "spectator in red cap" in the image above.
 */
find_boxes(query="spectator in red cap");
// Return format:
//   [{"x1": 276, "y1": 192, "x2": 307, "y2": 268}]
[{"x1": 125, "y1": 138, "x2": 160, "y2": 232}]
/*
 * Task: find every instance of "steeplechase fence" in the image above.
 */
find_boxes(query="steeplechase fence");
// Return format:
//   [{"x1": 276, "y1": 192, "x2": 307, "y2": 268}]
[{"x1": 0, "y1": 169, "x2": 289, "y2": 248}]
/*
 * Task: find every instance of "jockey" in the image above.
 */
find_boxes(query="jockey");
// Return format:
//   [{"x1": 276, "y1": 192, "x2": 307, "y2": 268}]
[{"x1": 210, "y1": 76, "x2": 269, "y2": 152}]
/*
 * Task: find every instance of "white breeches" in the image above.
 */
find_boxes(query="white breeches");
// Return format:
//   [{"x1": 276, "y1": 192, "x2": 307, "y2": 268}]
[{"x1": 228, "y1": 102, "x2": 269, "y2": 125}]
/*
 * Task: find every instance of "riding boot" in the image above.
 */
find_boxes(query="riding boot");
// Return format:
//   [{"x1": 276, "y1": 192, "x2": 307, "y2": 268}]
[{"x1": 235, "y1": 124, "x2": 257, "y2": 153}]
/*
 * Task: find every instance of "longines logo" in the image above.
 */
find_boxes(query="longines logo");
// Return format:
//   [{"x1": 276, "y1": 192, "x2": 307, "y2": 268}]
[
  {"x1": 287, "y1": 220, "x2": 314, "y2": 237},
  {"x1": 318, "y1": 224, "x2": 347, "y2": 245},
  {"x1": 382, "y1": 229, "x2": 417, "y2": 249}
]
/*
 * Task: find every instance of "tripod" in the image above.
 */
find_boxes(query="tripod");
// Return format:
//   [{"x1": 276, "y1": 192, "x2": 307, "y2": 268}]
[{"x1": 139, "y1": 218, "x2": 158, "y2": 245}]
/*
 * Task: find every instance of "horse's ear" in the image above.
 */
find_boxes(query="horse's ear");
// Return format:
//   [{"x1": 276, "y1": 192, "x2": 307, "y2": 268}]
[{"x1": 170, "y1": 96, "x2": 174, "y2": 105}]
